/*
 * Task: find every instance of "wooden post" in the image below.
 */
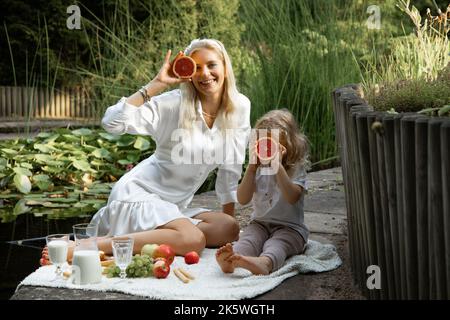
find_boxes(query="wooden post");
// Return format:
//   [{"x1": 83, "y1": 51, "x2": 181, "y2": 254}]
[
  {"x1": 394, "y1": 115, "x2": 408, "y2": 299},
  {"x1": 343, "y1": 95, "x2": 367, "y2": 288},
  {"x1": 428, "y1": 119, "x2": 446, "y2": 299},
  {"x1": 356, "y1": 113, "x2": 379, "y2": 299},
  {"x1": 367, "y1": 112, "x2": 388, "y2": 299},
  {"x1": 401, "y1": 115, "x2": 420, "y2": 299},
  {"x1": 382, "y1": 114, "x2": 401, "y2": 299},
  {"x1": 376, "y1": 113, "x2": 396, "y2": 299},
  {"x1": 415, "y1": 117, "x2": 429, "y2": 299},
  {"x1": 441, "y1": 121, "x2": 450, "y2": 299},
  {"x1": 350, "y1": 105, "x2": 372, "y2": 297}
]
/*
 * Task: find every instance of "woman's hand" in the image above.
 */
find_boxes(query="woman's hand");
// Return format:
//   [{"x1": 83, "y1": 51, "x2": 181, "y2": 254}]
[{"x1": 153, "y1": 50, "x2": 192, "y2": 87}]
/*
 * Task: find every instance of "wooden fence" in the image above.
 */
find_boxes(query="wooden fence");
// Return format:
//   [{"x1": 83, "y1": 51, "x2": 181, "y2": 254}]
[
  {"x1": 333, "y1": 84, "x2": 450, "y2": 300},
  {"x1": 0, "y1": 86, "x2": 98, "y2": 121}
]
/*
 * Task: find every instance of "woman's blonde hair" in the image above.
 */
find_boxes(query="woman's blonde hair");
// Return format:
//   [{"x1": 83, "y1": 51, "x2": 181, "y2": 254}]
[
  {"x1": 178, "y1": 39, "x2": 240, "y2": 130},
  {"x1": 254, "y1": 109, "x2": 309, "y2": 176}
]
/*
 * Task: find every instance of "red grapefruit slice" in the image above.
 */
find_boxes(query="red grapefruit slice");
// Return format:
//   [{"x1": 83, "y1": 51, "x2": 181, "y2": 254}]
[
  {"x1": 173, "y1": 56, "x2": 196, "y2": 79},
  {"x1": 256, "y1": 137, "x2": 278, "y2": 163}
]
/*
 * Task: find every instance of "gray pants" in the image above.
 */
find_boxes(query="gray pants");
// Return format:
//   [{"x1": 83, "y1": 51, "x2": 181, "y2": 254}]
[{"x1": 233, "y1": 220, "x2": 306, "y2": 271}]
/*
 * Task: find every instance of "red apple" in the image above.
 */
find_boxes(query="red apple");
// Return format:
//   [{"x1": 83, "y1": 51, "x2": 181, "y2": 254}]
[
  {"x1": 184, "y1": 251, "x2": 200, "y2": 264},
  {"x1": 153, "y1": 244, "x2": 175, "y2": 266},
  {"x1": 153, "y1": 258, "x2": 170, "y2": 279}
]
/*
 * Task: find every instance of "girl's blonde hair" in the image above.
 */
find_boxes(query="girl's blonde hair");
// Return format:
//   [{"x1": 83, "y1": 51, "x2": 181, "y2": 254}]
[
  {"x1": 254, "y1": 109, "x2": 309, "y2": 176},
  {"x1": 179, "y1": 39, "x2": 240, "y2": 130}
]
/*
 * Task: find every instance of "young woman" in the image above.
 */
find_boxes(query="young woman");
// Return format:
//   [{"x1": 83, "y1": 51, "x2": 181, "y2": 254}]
[{"x1": 41, "y1": 39, "x2": 250, "y2": 263}]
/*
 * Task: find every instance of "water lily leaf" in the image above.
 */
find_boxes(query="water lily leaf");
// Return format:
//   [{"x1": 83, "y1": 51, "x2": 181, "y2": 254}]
[
  {"x1": 0, "y1": 193, "x2": 20, "y2": 199},
  {"x1": 116, "y1": 135, "x2": 135, "y2": 147},
  {"x1": 41, "y1": 202, "x2": 72, "y2": 208},
  {"x1": 118, "y1": 159, "x2": 133, "y2": 165},
  {"x1": 73, "y1": 201, "x2": 90, "y2": 208},
  {"x1": 98, "y1": 132, "x2": 119, "y2": 141},
  {"x1": 43, "y1": 134, "x2": 60, "y2": 143},
  {"x1": 13, "y1": 199, "x2": 31, "y2": 215},
  {"x1": 13, "y1": 167, "x2": 32, "y2": 176},
  {"x1": 126, "y1": 153, "x2": 140, "y2": 162},
  {"x1": 14, "y1": 173, "x2": 32, "y2": 194},
  {"x1": 37, "y1": 132, "x2": 53, "y2": 138},
  {"x1": 20, "y1": 162, "x2": 33, "y2": 169},
  {"x1": 72, "y1": 159, "x2": 92, "y2": 171},
  {"x1": 34, "y1": 143, "x2": 58, "y2": 153},
  {"x1": 72, "y1": 128, "x2": 93, "y2": 136},
  {"x1": 133, "y1": 136, "x2": 151, "y2": 151},
  {"x1": 91, "y1": 148, "x2": 111, "y2": 159},
  {"x1": 438, "y1": 105, "x2": 450, "y2": 117},
  {"x1": 42, "y1": 166, "x2": 64, "y2": 173},
  {"x1": 1, "y1": 148, "x2": 18, "y2": 156},
  {"x1": 33, "y1": 174, "x2": 53, "y2": 191},
  {"x1": 91, "y1": 159, "x2": 105, "y2": 166},
  {"x1": 34, "y1": 154, "x2": 53, "y2": 163},
  {"x1": 83, "y1": 145, "x2": 97, "y2": 152},
  {"x1": 62, "y1": 134, "x2": 81, "y2": 143},
  {"x1": 0, "y1": 157, "x2": 6, "y2": 170},
  {"x1": 33, "y1": 174, "x2": 51, "y2": 182}
]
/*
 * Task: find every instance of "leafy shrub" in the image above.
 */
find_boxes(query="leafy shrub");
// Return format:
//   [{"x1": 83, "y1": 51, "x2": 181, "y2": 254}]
[{"x1": 367, "y1": 69, "x2": 450, "y2": 114}]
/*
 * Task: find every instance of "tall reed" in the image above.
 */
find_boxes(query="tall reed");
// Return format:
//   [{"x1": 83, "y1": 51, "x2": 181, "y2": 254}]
[{"x1": 238, "y1": 0, "x2": 371, "y2": 168}]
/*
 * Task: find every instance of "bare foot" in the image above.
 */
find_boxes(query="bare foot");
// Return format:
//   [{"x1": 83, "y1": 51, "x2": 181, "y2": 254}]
[
  {"x1": 215, "y1": 243, "x2": 235, "y2": 273},
  {"x1": 228, "y1": 254, "x2": 272, "y2": 275}
]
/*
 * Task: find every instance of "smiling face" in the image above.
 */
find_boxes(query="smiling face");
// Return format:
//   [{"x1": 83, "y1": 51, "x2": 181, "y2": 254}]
[{"x1": 190, "y1": 48, "x2": 226, "y2": 99}]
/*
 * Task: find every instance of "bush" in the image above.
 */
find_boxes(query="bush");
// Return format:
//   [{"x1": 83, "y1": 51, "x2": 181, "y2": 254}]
[{"x1": 367, "y1": 65, "x2": 450, "y2": 115}]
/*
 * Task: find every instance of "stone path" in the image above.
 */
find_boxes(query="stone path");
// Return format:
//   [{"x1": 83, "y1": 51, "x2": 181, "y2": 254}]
[{"x1": 10, "y1": 167, "x2": 364, "y2": 300}]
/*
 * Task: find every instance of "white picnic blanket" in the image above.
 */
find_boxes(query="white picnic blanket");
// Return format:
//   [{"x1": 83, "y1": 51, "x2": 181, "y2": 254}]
[{"x1": 17, "y1": 240, "x2": 342, "y2": 300}]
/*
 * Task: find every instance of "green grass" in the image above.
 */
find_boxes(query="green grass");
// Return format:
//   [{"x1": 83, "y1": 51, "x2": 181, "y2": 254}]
[{"x1": 237, "y1": 0, "x2": 376, "y2": 169}]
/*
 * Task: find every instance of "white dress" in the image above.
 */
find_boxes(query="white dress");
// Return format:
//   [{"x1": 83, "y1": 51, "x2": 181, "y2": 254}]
[{"x1": 90, "y1": 89, "x2": 251, "y2": 236}]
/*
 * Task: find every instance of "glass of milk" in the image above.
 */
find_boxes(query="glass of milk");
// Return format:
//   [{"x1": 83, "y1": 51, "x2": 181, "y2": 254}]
[
  {"x1": 45, "y1": 234, "x2": 69, "y2": 279},
  {"x1": 71, "y1": 223, "x2": 102, "y2": 285},
  {"x1": 111, "y1": 237, "x2": 134, "y2": 279}
]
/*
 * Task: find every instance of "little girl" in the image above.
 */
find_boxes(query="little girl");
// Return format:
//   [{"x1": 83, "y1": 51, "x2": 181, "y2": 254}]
[{"x1": 216, "y1": 109, "x2": 309, "y2": 275}]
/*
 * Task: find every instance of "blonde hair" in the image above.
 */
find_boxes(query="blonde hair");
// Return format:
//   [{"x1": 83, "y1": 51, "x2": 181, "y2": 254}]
[
  {"x1": 254, "y1": 109, "x2": 309, "y2": 176},
  {"x1": 178, "y1": 39, "x2": 240, "y2": 130}
]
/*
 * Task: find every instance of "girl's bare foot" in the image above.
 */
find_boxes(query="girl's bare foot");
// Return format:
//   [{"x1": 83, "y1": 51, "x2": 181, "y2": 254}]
[
  {"x1": 228, "y1": 254, "x2": 272, "y2": 275},
  {"x1": 215, "y1": 243, "x2": 235, "y2": 273}
]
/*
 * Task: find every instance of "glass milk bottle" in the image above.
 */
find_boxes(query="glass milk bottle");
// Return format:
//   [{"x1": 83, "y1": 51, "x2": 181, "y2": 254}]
[{"x1": 71, "y1": 223, "x2": 102, "y2": 285}]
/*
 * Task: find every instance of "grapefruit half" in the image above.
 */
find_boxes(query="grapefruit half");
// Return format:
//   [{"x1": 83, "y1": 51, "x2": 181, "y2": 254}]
[
  {"x1": 256, "y1": 137, "x2": 278, "y2": 163},
  {"x1": 173, "y1": 56, "x2": 196, "y2": 79}
]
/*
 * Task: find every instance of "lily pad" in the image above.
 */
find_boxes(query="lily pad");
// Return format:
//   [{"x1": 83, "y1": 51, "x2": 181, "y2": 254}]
[
  {"x1": 72, "y1": 159, "x2": 93, "y2": 171},
  {"x1": 13, "y1": 199, "x2": 31, "y2": 215},
  {"x1": 14, "y1": 173, "x2": 32, "y2": 194},
  {"x1": 72, "y1": 128, "x2": 93, "y2": 136},
  {"x1": 13, "y1": 167, "x2": 33, "y2": 177},
  {"x1": 133, "y1": 136, "x2": 151, "y2": 151}
]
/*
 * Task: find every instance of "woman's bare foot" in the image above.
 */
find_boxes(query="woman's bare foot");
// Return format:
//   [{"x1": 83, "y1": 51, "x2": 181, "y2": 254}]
[
  {"x1": 215, "y1": 243, "x2": 235, "y2": 273},
  {"x1": 228, "y1": 254, "x2": 272, "y2": 275}
]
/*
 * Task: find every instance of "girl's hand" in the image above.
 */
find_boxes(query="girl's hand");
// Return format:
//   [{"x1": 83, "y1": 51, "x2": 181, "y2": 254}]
[
  {"x1": 270, "y1": 144, "x2": 286, "y2": 171},
  {"x1": 279, "y1": 144, "x2": 287, "y2": 160},
  {"x1": 153, "y1": 50, "x2": 192, "y2": 87},
  {"x1": 248, "y1": 141, "x2": 260, "y2": 172}
]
